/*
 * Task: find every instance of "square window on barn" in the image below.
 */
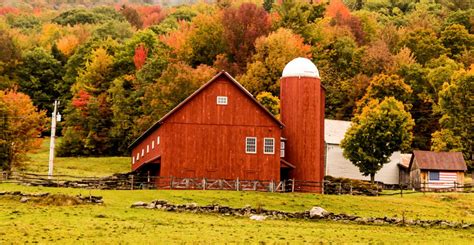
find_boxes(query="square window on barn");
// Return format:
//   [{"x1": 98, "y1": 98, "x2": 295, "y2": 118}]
[
  {"x1": 429, "y1": 171, "x2": 440, "y2": 181},
  {"x1": 141, "y1": 149, "x2": 144, "y2": 157},
  {"x1": 217, "y1": 96, "x2": 228, "y2": 105},
  {"x1": 147, "y1": 145, "x2": 149, "y2": 153},
  {"x1": 264, "y1": 138, "x2": 275, "y2": 154},
  {"x1": 246, "y1": 137, "x2": 257, "y2": 154},
  {"x1": 152, "y1": 140, "x2": 155, "y2": 149}
]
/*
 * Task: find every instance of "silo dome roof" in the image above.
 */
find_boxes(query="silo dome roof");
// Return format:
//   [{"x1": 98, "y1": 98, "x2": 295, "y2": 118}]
[{"x1": 282, "y1": 57, "x2": 320, "y2": 78}]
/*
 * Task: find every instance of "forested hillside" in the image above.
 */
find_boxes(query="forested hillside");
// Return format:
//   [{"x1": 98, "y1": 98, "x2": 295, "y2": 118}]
[{"x1": 0, "y1": 0, "x2": 472, "y2": 169}]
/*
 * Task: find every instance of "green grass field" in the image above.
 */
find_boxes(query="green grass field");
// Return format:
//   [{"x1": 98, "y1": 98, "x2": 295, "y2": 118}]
[
  {"x1": 0, "y1": 183, "x2": 473, "y2": 243},
  {"x1": 17, "y1": 138, "x2": 130, "y2": 177},
  {"x1": 2, "y1": 138, "x2": 472, "y2": 243}
]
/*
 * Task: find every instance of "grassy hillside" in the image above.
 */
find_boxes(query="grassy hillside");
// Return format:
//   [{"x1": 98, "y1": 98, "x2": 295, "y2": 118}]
[
  {"x1": 17, "y1": 138, "x2": 130, "y2": 177},
  {"x1": 0, "y1": 183, "x2": 473, "y2": 243}
]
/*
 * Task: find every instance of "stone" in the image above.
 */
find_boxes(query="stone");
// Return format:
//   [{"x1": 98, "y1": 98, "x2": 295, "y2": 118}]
[
  {"x1": 131, "y1": 201, "x2": 148, "y2": 208},
  {"x1": 249, "y1": 215, "x2": 266, "y2": 221},
  {"x1": 309, "y1": 207, "x2": 329, "y2": 219},
  {"x1": 20, "y1": 197, "x2": 30, "y2": 203},
  {"x1": 186, "y1": 203, "x2": 198, "y2": 209}
]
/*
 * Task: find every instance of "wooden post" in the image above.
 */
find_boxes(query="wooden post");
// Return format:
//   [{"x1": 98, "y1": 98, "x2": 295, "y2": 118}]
[
  {"x1": 236, "y1": 177, "x2": 240, "y2": 191},
  {"x1": 202, "y1": 178, "x2": 206, "y2": 190},
  {"x1": 170, "y1": 176, "x2": 174, "y2": 189},
  {"x1": 291, "y1": 179, "x2": 295, "y2": 192},
  {"x1": 349, "y1": 181, "x2": 353, "y2": 195},
  {"x1": 270, "y1": 180, "x2": 274, "y2": 192},
  {"x1": 400, "y1": 184, "x2": 403, "y2": 198},
  {"x1": 131, "y1": 175, "x2": 134, "y2": 190}
]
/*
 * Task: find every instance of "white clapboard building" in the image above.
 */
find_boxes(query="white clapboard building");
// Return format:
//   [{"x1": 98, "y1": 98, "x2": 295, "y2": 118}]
[{"x1": 324, "y1": 119, "x2": 401, "y2": 185}]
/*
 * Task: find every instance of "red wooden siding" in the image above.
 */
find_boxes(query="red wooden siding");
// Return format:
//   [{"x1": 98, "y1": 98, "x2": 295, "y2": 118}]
[
  {"x1": 280, "y1": 76, "x2": 325, "y2": 192},
  {"x1": 132, "y1": 73, "x2": 282, "y2": 182}
]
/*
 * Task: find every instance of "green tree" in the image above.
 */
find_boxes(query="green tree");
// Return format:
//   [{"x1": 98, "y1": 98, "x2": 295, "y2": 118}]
[
  {"x1": 401, "y1": 29, "x2": 447, "y2": 64},
  {"x1": 431, "y1": 129, "x2": 463, "y2": 152},
  {"x1": 16, "y1": 47, "x2": 64, "y2": 113},
  {"x1": 341, "y1": 97, "x2": 414, "y2": 183},
  {"x1": 440, "y1": 24, "x2": 474, "y2": 58}
]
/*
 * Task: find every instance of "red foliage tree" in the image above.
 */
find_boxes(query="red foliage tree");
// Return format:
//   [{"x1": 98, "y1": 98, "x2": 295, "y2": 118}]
[
  {"x1": 222, "y1": 3, "x2": 271, "y2": 73},
  {"x1": 0, "y1": 7, "x2": 19, "y2": 15},
  {"x1": 325, "y1": 0, "x2": 351, "y2": 23},
  {"x1": 71, "y1": 90, "x2": 91, "y2": 110},
  {"x1": 133, "y1": 44, "x2": 149, "y2": 70},
  {"x1": 137, "y1": 5, "x2": 166, "y2": 27}
]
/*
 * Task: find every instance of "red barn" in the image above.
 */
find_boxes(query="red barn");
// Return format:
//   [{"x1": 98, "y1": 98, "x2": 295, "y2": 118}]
[{"x1": 130, "y1": 58, "x2": 325, "y2": 192}]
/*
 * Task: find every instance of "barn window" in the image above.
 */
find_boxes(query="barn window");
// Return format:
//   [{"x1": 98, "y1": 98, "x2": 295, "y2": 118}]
[
  {"x1": 136, "y1": 153, "x2": 140, "y2": 161},
  {"x1": 246, "y1": 137, "x2": 257, "y2": 154},
  {"x1": 217, "y1": 96, "x2": 228, "y2": 105},
  {"x1": 429, "y1": 171, "x2": 440, "y2": 181},
  {"x1": 152, "y1": 140, "x2": 155, "y2": 149},
  {"x1": 147, "y1": 145, "x2": 149, "y2": 153},
  {"x1": 141, "y1": 149, "x2": 144, "y2": 157},
  {"x1": 280, "y1": 141, "x2": 285, "y2": 157},
  {"x1": 157, "y1": 136, "x2": 160, "y2": 145},
  {"x1": 132, "y1": 156, "x2": 135, "y2": 164},
  {"x1": 264, "y1": 138, "x2": 275, "y2": 154}
]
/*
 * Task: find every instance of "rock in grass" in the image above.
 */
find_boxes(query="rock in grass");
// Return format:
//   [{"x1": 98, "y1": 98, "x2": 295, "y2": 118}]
[
  {"x1": 309, "y1": 207, "x2": 329, "y2": 218},
  {"x1": 131, "y1": 201, "x2": 148, "y2": 208},
  {"x1": 20, "y1": 197, "x2": 30, "y2": 203},
  {"x1": 249, "y1": 215, "x2": 266, "y2": 221}
]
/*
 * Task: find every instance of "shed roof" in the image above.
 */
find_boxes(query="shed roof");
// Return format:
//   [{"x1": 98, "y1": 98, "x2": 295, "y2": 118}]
[
  {"x1": 324, "y1": 119, "x2": 351, "y2": 145},
  {"x1": 409, "y1": 150, "x2": 467, "y2": 171},
  {"x1": 129, "y1": 71, "x2": 284, "y2": 149},
  {"x1": 399, "y1": 154, "x2": 412, "y2": 169}
]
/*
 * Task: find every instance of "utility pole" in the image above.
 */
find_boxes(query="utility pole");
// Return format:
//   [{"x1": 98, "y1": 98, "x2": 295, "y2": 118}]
[{"x1": 48, "y1": 100, "x2": 61, "y2": 179}]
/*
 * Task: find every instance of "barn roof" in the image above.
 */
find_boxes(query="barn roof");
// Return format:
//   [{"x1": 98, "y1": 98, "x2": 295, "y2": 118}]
[
  {"x1": 409, "y1": 150, "x2": 467, "y2": 171},
  {"x1": 324, "y1": 119, "x2": 351, "y2": 145},
  {"x1": 129, "y1": 71, "x2": 284, "y2": 149}
]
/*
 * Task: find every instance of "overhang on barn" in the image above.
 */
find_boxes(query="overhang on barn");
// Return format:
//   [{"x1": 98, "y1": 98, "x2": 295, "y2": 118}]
[{"x1": 405, "y1": 150, "x2": 467, "y2": 191}]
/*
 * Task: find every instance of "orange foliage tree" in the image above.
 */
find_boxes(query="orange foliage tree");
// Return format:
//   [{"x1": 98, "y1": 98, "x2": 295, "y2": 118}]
[
  {"x1": 133, "y1": 44, "x2": 149, "y2": 70},
  {"x1": 0, "y1": 90, "x2": 47, "y2": 170}
]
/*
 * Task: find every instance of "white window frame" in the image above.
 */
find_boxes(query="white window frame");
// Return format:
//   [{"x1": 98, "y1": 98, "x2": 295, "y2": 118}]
[
  {"x1": 152, "y1": 140, "x2": 155, "y2": 149},
  {"x1": 141, "y1": 149, "x2": 144, "y2": 157},
  {"x1": 245, "y1": 137, "x2": 257, "y2": 154},
  {"x1": 147, "y1": 145, "x2": 149, "y2": 153},
  {"x1": 157, "y1": 136, "x2": 160, "y2": 145},
  {"x1": 264, "y1": 138, "x2": 275, "y2": 155},
  {"x1": 132, "y1": 156, "x2": 135, "y2": 164},
  {"x1": 280, "y1": 141, "x2": 285, "y2": 157},
  {"x1": 136, "y1": 153, "x2": 140, "y2": 161},
  {"x1": 217, "y1": 96, "x2": 228, "y2": 105}
]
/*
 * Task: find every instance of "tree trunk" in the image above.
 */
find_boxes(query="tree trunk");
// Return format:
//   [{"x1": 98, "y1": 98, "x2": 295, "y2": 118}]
[{"x1": 370, "y1": 173, "x2": 375, "y2": 184}]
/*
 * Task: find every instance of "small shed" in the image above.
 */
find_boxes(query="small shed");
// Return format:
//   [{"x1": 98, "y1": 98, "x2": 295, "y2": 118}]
[
  {"x1": 406, "y1": 150, "x2": 467, "y2": 191},
  {"x1": 324, "y1": 119, "x2": 401, "y2": 185}
]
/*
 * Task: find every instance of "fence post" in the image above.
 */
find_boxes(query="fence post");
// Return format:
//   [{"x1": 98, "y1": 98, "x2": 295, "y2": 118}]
[
  {"x1": 338, "y1": 183, "x2": 342, "y2": 195},
  {"x1": 291, "y1": 179, "x2": 295, "y2": 192},
  {"x1": 454, "y1": 181, "x2": 457, "y2": 192},
  {"x1": 270, "y1": 180, "x2": 274, "y2": 192},
  {"x1": 131, "y1": 175, "x2": 134, "y2": 190},
  {"x1": 202, "y1": 178, "x2": 206, "y2": 190},
  {"x1": 349, "y1": 181, "x2": 353, "y2": 195},
  {"x1": 170, "y1": 176, "x2": 174, "y2": 189},
  {"x1": 400, "y1": 184, "x2": 403, "y2": 198}
]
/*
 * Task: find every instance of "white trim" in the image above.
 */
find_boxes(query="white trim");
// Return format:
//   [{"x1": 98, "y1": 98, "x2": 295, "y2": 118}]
[
  {"x1": 280, "y1": 141, "x2": 285, "y2": 157},
  {"x1": 132, "y1": 156, "x2": 135, "y2": 164},
  {"x1": 147, "y1": 145, "x2": 149, "y2": 153},
  {"x1": 217, "y1": 96, "x2": 228, "y2": 105},
  {"x1": 152, "y1": 140, "x2": 155, "y2": 149},
  {"x1": 245, "y1": 137, "x2": 257, "y2": 154},
  {"x1": 136, "y1": 152, "x2": 140, "y2": 160},
  {"x1": 157, "y1": 136, "x2": 160, "y2": 145},
  {"x1": 141, "y1": 149, "x2": 144, "y2": 157},
  {"x1": 264, "y1": 138, "x2": 275, "y2": 154}
]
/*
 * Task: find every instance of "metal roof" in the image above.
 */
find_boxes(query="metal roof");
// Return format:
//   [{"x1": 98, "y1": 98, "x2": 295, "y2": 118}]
[
  {"x1": 128, "y1": 71, "x2": 284, "y2": 149},
  {"x1": 409, "y1": 150, "x2": 467, "y2": 171},
  {"x1": 282, "y1": 57, "x2": 320, "y2": 79},
  {"x1": 324, "y1": 119, "x2": 351, "y2": 145}
]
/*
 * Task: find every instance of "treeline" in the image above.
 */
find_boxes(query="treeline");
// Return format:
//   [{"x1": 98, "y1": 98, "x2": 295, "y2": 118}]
[{"x1": 0, "y1": 0, "x2": 472, "y2": 169}]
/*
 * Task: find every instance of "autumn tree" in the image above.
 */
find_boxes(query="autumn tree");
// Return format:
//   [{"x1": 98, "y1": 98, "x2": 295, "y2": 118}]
[
  {"x1": 440, "y1": 24, "x2": 474, "y2": 58},
  {"x1": 0, "y1": 90, "x2": 47, "y2": 171},
  {"x1": 341, "y1": 97, "x2": 414, "y2": 183},
  {"x1": 401, "y1": 29, "x2": 447, "y2": 64},
  {"x1": 433, "y1": 68, "x2": 473, "y2": 169},
  {"x1": 256, "y1": 92, "x2": 280, "y2": 117},
  {"x1": 221, "y1": 3, "x2": 271, "y2": 73},
  {"x1": 240, "y1": 28, "x2": 312, "y2": 96},
  {"x1": 120, "y1": 5, "x2": 143, "y2": 29}
]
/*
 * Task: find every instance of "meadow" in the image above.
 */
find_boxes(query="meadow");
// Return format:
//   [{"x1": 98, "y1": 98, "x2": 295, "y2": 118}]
[{"x1": 1, "y1": 139, "x2": 471, "y2": 243}]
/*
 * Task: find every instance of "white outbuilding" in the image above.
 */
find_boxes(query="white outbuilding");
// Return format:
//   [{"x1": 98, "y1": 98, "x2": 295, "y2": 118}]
[{"x1": 325, "y1": 119, "x2": 401, "y2": 185}]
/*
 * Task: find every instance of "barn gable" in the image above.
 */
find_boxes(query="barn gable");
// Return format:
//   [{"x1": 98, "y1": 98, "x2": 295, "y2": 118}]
[{"x1": 129, "y1": 71, "x2": 283, "y2": 149}]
